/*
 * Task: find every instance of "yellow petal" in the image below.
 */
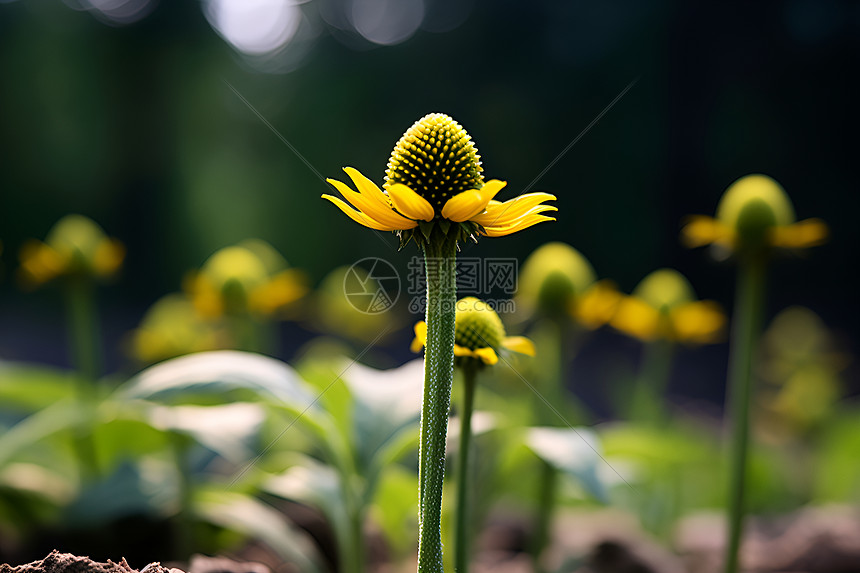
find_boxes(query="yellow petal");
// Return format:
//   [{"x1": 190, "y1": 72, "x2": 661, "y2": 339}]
[
  {"x1": 441, "y1": 180, "x2": 506, "y2": 222},
  {"x1": 93, "y1": 239, "x2": 125, "y2": 277},
  {"x1": 769, "y1": 218, "x2": 828, "y2": 248},
  {"x1": 322, "y1": 194, "x2": 399, "y2": 231},
  {"x1": 453, "y1": 345, "x2": 473, "y2": 357},
  {"x1": 188, "y1": 275, "x2": 224, "y2": 318},
  {"x1": 326, "y1": 179, "x2": 417, "y2": 229},
  {"x1": 411, "y1": 321, "x2": 428, "y2": 352},
  {"x1": 481, "y1": 214, "x2": 556, "y2": 237},
  {"x1": 573, "y1": 280, "x2": 623, "y2": 329},
  {"x1": 249, "y1": 269, "x2": 308, "y2": 315},
  {"x1": 670, "y1": 301, "x2": 726, "y2": 345},
  {"x1": 680, "y1": 215, "x2": 734, "y2": 248},
  {"x1": 471, "y1": 193, "x2": 557, "y2": 227},
  {"x1": 611, "y1": 296, "x2": 660, "y2": 341},
  {"x1": 387, "y1": 183, "x2": 435, "y2": 221},
  {"x1": 18, "y1": 240, "x2": 64, "y2": 287},
  {"x1": 343, "y1": 167, "x2": 391, "y2": 208},
  {"x1": 502, "y1": 336, "x2": 535, "y2": 356},
  {"x1": 473, "y1": 347, "x2": 499, "y2": 365}
]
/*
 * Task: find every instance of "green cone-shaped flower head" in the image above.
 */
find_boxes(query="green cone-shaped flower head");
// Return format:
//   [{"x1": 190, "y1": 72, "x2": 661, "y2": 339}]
[
  {"x1": 633, "y1": 268, "x2": 695, "y2": 312},
  {"x1": 717, "y1": 174, "x2": 796, "y2": 251},
  {"x1": 385, "y1": 113, "x2": 483, "y2": 214},
  {"x1": 455, "y1": 297, "x2": 506, "y2": 351},
  {"x1": 518, "y1": 242, "x2": 597, "y2": 317}
]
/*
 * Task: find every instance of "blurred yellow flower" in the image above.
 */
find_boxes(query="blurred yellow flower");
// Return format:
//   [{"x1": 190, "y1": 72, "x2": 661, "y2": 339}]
[
  {"x1": 313, "y1": 264, "x2": 399, "y2": 343},
  {"x1": 681, "y1": 174, "x2": 827, "y2": 256},
  {"x1": 18, "y1": 214, "x2": 124, "y2": 288},
  {"x1": 185, "y1": 240, "x2": 307, "y2": 319},
  {"x1": 611, "y1": 268, "x2": 725, "y2": 344},
  {"x1": 323, "y1": 113, "x2": 556, "y2": 248},
  {"x1": 411, "y1": 297, "x2": 535, "y2": 366},
  {"x1": 517, "y1": 242, "x2": 622, "y2": 327},
  {"x1": 130, "y1": 293, "x2": 225, "y2": 364},
  {"x1": 758, "y1": 306, "x2": 847, "y2": 433}
]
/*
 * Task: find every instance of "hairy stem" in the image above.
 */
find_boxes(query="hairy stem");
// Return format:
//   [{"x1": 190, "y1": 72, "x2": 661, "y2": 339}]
[
  {"x1": 417, "y1": 237, "x2": 458, "y2": 573},
  {"x1": 454, "y1": 362, "x2": 478, "y2": 573}
]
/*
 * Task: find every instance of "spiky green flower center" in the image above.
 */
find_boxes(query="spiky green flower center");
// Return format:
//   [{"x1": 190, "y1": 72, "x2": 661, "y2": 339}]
[
  {"x1": 385, "y1": 113, "x2": 484, "y2": 214},
  {"x1": 455, "y1": 297, "x2": 505, "y2": 350}
]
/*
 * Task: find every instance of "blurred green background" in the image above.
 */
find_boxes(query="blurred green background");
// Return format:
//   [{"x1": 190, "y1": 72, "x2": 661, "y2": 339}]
[{"x1": 0, "y1": 0, "x2": 857, "y2": 402}]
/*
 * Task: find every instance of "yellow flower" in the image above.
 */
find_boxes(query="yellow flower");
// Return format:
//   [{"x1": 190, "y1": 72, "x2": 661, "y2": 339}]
[
  {"x1": 610, "y1": 268, "x2": 725, "y2": 345},
  {"x1": 185, "y1": 241, "x2": 307, "y2": 319},
  {"x1": 314, "y1": 265, "x2": 399, "y2": 343},
  {"x1": 411, "y1": 297, "x2": 535, "y2": 366},
  {"x1": 18, "y1": 214, "x2": 124, "y2": 288},
  {"x1": 130, "y1": 293, "x2": 225, "y2": 364},
  {"x1": 322, "y1": 113, "x2": 556, "y2": 247},
  {"x1": 517, "y1": 242, "x2": 622, "y2": 327},
  {"x1": 681, "y1": 174, "x2": 827, "y2": 256},
  {"x1": 758, "y1": 306, "x2": 846, "y2": 433}
]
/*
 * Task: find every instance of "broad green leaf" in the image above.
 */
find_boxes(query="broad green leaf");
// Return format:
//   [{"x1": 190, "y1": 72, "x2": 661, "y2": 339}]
[
  {"x1": 119, "y1": 351, "x2": 316, "y2": 409},
  {"x1": 64, "y1": 458, "x2": 177, "y2": 526},
  {"x1": 263, "y1": 455, "x2": 351, "y2": 560},
  {"x1": 813, "y1": 405, "x2": 860, "y2": 503},
  {"x1": 371, "y1": 465, "x2": 418, "y2": 558},
  {"x1": 525, "y1": 426, "x2": 610, "y2": 503},
  {"x1": 339, "y1": 359, "x2": 424, "y2": 472},
  {"x1": 194, "y1": 487, "x2": 321, "y2": 573},
  {"x1": 145, "y1": 403, "x2": 265, "y2": 465},
  {"x1": 0, "y1": 400, "x2": 84, "y2": 468},
  {"x1": 0, "y1": 361, "x2": 78, "y2": 412}
]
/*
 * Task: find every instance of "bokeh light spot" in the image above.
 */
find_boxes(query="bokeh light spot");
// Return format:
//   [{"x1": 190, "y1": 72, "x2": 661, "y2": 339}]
[
  {"x1": 205, "y1": 0, "x2": 302, "y2": 56},
  {"x1": 350, "y1": 0, "x2": 424, "y2": 46}
]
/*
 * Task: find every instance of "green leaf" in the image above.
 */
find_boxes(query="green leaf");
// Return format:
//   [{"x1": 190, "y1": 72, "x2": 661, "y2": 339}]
[
  {"x1": 371, "y1": 465, "x2": 418, "y2": 558},
  {"x1": 0, "y1": 361, "x2": 78, "y2": 413},
  {"x1": 0, "y1": 400, "x2": 84, "y2": 468},
  {"x1": 338, "y1": 358, "x2": 424, "y2": 474},
  {"x1": 194, "y1": 487, "x2": 322, "y2": 572},
  {"x1": 263, "y1": 455, "x2": 351, "y2": 558},
  {"x1": 118, "y1": 351, "x2": 316, "y2": 408},
  {"x1": 144, "y1": 403, "x2": 266, "y2": 465},
  {"x1": 525, "y1": 426, "x2": 610, "y2": 503}
]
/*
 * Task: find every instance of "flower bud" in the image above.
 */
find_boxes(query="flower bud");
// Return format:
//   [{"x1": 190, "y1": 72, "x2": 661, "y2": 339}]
[
  {"x1": 455, "y1": 297, "x2": 506, "y2": 351},
  {"x1": 716, "y1": 174, "x2": 795, "y2": 252},
  {"x1": 518, "y1": 242, "x2": 596, "y2": 318}
]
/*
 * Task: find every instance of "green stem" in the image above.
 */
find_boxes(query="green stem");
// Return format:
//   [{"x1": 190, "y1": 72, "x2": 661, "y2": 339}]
[
  {"x1": 65, "y1": 277, "x2": 101, "y2": 387},
  {"x1": 342, "y1": 474, "x2": 364, "y2": 573},
  {"x1": 630, "y1": 338, "x2": 674, "y2": 426},
  {"x1": 418, "y1": 237, "x2": 458, "y2": 573},
  {"x1": 171, "y1": 432, "x2": 195, "y2": 559},
  {"x1": 531, "y1": 459, "x2": 558, "y2": 573},
  {"x1": 64, "y1": 277, "x2": 101, "y2": 479},
  {"x1": 454, "y1": 363, "x2": 478, "y2": 573},
  {"x1": 723, "y1": 256, "x2": 767, "y2": 573}
]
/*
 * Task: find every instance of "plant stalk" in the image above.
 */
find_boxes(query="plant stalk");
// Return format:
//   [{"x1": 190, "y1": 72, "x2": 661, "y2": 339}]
[
  {"x1": 630, "y1": 337, "x2": 674, "y2": 426},
  {"x1": 65, "y1": 276, "x2": 101, "y2": 388},
  {"x1": 454, "y1": 362, "x2": 478, "y2": 573},
  {"x1": 723, "y1": 256, "x2": 767, "y2": 573},
  {"x1": 64, "y1": 276, "x2": 101, "y2": 478},
  {"x1": 531, "y1": 459, "x2": 558, "y2": 573},
  {"x1": 417, "y1": 237, "x2": 458, "y2": 573},
  {"x1": 171, "y1": 432, "x2": 195, "y2": 559}
]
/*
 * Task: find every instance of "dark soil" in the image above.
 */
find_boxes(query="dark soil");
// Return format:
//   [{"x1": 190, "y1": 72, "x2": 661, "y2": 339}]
[
  {"x1": 0, "y1": 551, "x2": 179, "y2": 573},
  {"x1": 0, "y1": 552, "x2": 273, "y2": 573}
]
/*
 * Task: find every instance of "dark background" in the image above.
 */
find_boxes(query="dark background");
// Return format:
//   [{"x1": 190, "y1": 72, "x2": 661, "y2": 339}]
[{"x1": 0, "y1": 0, "x2": 857, "y2": 410}]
